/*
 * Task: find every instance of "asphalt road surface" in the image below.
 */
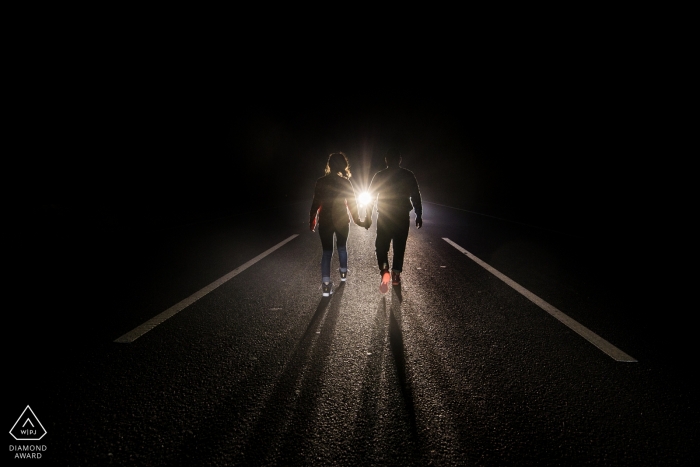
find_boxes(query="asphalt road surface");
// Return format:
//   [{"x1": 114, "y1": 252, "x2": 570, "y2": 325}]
[{"x1": 8, "y1": 201, "x2": 697, "y2": 466}]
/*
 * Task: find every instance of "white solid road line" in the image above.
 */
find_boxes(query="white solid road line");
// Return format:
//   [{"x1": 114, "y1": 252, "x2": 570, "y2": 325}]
[
  {"x1": 442, "y1": 238, "x2": 637, "y2": 362},
  {"x1": 114, "y1": 234, "x2": 299, "y2": 343}
]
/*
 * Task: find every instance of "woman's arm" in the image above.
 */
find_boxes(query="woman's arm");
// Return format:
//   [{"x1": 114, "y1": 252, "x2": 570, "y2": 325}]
[
  {"x1": 346, "y1": 179, "x2": 366, "y2": 226},
  {"x1": 309, "y1": 180, "x2": 321, "y2": 232}
]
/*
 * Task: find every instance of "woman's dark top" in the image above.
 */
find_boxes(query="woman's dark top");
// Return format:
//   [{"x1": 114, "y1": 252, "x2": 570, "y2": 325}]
[{"x1": 310, "y1": 174, "x2": 361, "y2": 230}]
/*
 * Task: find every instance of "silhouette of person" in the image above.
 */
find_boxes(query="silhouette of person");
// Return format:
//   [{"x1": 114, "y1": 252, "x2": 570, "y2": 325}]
[
  {"x1": 367, "y1": 147, "x2": 422, "y2": 293},
  {"x1": 310, "y1": 152, "x2": 369, "y2": 297}
]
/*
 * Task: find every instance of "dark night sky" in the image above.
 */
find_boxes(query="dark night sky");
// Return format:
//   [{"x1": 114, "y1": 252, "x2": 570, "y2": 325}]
[{"x1": 30, "y1": 23, "x2": 676, "y2": 243}]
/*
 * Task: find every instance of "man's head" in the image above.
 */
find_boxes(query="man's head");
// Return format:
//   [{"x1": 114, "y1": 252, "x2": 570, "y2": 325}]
[{"x1": 385, "y1": 148, "x2": 402, "y2": 168}]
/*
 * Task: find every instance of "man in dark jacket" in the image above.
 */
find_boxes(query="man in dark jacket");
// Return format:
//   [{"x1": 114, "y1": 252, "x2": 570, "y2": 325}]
[{"x1": 367, "y1": 148, "x2": 423, "y2": 293}]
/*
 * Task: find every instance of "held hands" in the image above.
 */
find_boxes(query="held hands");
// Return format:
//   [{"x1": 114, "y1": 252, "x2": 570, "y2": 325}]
[
  {"x1": 415, "y1": 216, "x2": 423, "y2": 229},
  {"x1": 353, "y1": 217, "x2": 372, "y2": 230}
]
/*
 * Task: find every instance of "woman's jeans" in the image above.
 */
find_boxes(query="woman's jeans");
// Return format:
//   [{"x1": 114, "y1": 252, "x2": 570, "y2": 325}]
[{"x1": 318, "y1": 222, "x2": 349, "y2": 283}]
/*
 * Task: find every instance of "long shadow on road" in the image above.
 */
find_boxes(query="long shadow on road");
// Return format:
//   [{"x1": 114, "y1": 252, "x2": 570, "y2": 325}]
[
  {"x1": 349, "y1": 288, "x2": 423, "y2": 465},
  {"x1": 234, "y1": 283, "x2": 345, "y2": 466},
  {"x1": 166, "y1": 287, "x2": 342, "y2": 466},
  {"x1": 348, "y1": 292, "x2": 387, "y2": 464},
  {"x1": 389, "y1": 286, "x2": 422, "y2": 462}
]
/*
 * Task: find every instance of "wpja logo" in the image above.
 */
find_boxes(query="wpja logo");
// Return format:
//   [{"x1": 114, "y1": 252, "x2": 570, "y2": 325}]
[{"x1": 9, "y1": 405, "x2": 47, "y2": 459}]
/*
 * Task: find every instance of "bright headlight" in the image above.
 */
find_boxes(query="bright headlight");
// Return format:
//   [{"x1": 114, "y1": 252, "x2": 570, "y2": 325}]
[{"x1": 358, "y1": 191, "x2": 371, "y2": 206}]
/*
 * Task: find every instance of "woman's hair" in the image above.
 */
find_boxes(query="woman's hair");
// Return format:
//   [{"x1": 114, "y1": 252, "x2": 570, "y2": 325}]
[{"x1": 325, "y1": 152, "x2": 351, "y2": 178}]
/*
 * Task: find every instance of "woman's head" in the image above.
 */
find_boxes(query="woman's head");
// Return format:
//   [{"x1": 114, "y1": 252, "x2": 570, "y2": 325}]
[{"x1": 325, "y1": 152, "x2": 351, "y2": 178}]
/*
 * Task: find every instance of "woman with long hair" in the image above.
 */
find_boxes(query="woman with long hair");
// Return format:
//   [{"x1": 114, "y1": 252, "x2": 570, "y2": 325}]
[{"x1": 309, "y1": 152, "x2": 370, "y2": 296}]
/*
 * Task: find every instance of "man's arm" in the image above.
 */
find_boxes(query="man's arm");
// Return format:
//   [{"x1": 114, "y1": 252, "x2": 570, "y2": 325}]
[
  {"x1": 410, "y1": 174, "x2": 423, "y2": 228},
  {"x1": 360, "y1": 172, "x2": 380, "y2": 230}
]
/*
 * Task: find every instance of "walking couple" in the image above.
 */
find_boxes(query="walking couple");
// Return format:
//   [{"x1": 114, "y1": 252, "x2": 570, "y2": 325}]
[{"x1": 309, "y1": 149, "x2": 423, "y2": 297}]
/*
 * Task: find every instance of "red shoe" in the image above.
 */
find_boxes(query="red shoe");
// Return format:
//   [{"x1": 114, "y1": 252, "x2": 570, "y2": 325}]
[
  {"x1": 379, "y1": 270, "x2": 391, "y2": 294},
  {"x1": 391, "y1": 271, "x2": 401, "y2": 286}
]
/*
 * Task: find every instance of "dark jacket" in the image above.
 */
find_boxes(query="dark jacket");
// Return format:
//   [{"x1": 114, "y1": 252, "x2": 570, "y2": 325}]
[
  {"x1": 368, "y1": 167, "x2": 422, "y2": 218},
  {"x1": 310, "y1": 174, "x2": 361, "y2": 230}
]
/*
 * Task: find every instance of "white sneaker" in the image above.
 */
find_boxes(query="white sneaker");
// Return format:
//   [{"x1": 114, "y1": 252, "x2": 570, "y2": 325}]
[{"x1": 322, "y1": 281, "x2": 333, "y2": 297}]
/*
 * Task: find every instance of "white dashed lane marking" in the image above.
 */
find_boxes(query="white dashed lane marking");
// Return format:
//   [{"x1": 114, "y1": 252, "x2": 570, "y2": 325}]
[
  {"x1": 443, "y1": 237, "x2": 636, "y2": 362},
  {"x1": 114, "y1": 235, "x2": 299, "y2": 343}
]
